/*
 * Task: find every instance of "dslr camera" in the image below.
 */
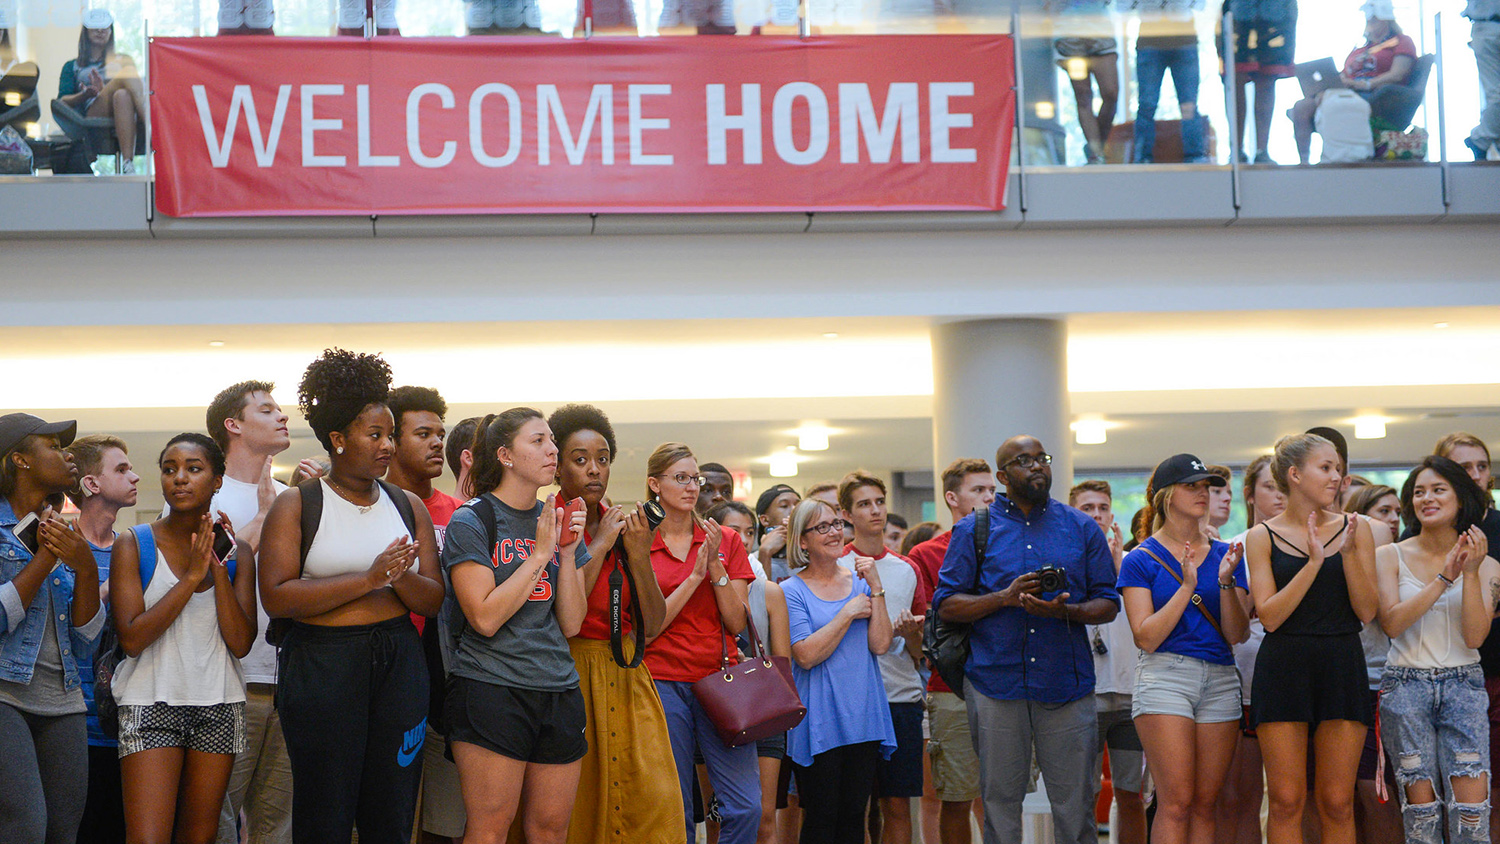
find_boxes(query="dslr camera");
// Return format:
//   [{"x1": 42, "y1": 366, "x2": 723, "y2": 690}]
[{"x1": 1032, "y1": 565, "x2": 1066, "y2": 593}]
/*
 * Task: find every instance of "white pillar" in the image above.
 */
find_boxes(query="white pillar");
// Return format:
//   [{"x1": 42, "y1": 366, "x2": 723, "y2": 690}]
[{"x1": 930, "y1": 318, "x2": 1071, "y2": 522}]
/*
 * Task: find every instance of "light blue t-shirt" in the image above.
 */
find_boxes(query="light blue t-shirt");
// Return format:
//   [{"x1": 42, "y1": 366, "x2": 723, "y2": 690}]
[
  {"x1": 782, "y1": 574, "x2": 896, "y2": 767},
  {"x1": 1117, "y1": 537, "x2": 1246, "y2": 667},
  {"x1": 78, "y1": 539, "x2": 115, "y2": 747}
]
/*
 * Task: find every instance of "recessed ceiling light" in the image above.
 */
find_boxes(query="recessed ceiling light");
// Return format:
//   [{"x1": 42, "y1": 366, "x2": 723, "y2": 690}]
[
  {"x1": 769, "y1": 450, "x2": 800, "y2": 478},
  {"x1": 795, "y1": 424, "x2": 831, "y2": 451},
  {"x1": 1434, "y1": 322, "x2": 1450, "y2": 329},
  {"x1": 1070, "y1": 418, "x2": 1109, "y2": 445},
  {"x1": 1354, "y1": 415, "x2": 1388, "y2": 439},
  {"x1": 822, "y1": 332, "x2": 839, "y2": 339},
  {"x1": 208, "y1": 340, "x2": 226, "y2": 347}
]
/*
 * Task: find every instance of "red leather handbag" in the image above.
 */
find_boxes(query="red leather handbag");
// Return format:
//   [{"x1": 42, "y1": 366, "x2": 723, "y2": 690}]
[{"x1": 691, "y1": 603, "x2": 806, "y2": 747}]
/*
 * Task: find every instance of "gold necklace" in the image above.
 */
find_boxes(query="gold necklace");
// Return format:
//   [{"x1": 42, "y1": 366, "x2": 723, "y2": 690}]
[{"x1": 325, "y1": 477, "x2": 377, "y2": 515}]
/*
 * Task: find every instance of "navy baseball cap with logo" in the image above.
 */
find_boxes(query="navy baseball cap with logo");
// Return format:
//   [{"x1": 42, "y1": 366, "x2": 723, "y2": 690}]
[
  {"x1": 755, "y1": 484, "x2": 798, "y2": 516},
  {"x1": 1149, "y1": 453, "x2": 1227, "y2": 492},
  {"x1": 0, "y1": 413, "x2": 78, "y2": 457}
]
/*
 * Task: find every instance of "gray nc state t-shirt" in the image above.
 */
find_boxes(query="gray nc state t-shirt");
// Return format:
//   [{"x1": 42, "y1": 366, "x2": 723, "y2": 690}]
[{"x1": 442, "y1": 494, "x2": 587, "y2": 692}]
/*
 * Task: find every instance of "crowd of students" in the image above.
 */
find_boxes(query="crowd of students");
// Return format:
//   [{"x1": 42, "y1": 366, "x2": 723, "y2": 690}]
[{"x1": 1, "y1": 346, "x2": 1498, "y2": 844}]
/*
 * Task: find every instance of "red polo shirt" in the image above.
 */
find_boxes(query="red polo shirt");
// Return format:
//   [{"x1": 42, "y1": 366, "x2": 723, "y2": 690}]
[
  {"x1": 577, "y1": 503, "x2": 630, "y2": 642},
  {"x1": 643, "y1": 522, "x2": 755, "y2": 683},
  {"x1": 906, "y1": 530, "x2": 954, "y2": 693}
]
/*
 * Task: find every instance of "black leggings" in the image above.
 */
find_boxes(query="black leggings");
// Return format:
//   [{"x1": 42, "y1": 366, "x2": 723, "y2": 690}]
[
  {"x1": 277, "y1": 617, "x2": 427, "y2": 844},
  {"x1": 791, "y1": 741, "x2": 881, "y2": 844},
  {"x1": 0, "y1": 704, "x2": 87, "y2": 844}
]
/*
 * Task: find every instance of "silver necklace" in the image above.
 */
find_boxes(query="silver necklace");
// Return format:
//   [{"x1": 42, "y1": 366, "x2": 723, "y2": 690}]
[{"x1": 326, "y1": 478, "x2": 377, "y2": 514}]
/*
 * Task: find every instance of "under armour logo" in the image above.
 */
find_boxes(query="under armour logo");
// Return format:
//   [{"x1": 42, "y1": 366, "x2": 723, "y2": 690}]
[{"x1": 1191, "y1": 460, "x2": 1205, "y2": 471}]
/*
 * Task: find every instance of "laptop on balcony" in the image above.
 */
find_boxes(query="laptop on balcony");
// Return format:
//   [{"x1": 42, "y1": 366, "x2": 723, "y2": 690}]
[{"x1": 1296, "y1": 58, "x2": 1346, "y2": 99}]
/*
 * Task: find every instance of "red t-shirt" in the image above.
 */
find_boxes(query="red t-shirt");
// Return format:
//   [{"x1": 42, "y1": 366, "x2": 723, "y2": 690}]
[
  {"x1": 412, "y1": 489, "x2": 463, "y2": 635},
  {"x1": 1342, "y1": 34, "x2": 1417, "y2": 81},
  {"x1": 577, "y1": 503, "x2": 630, "y2": 642},
  {"x1": 643, "y1": 523, "x2": 755, "y2": 683},
  {"x1": 907, "y1": 530, "x2": 955, "y2": 693}
]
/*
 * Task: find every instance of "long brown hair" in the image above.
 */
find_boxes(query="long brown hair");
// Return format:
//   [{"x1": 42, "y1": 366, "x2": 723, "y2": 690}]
[
  {"x1": 645, "y1": 442, "x2": 694, "y2": 501},
  {"x1": 464, "y1": 407, "x2": 544, "y2": 499}
]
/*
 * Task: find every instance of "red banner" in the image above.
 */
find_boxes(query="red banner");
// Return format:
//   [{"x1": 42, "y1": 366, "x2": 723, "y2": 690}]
[{"x1": 150, "y1": 36, "x2": 1015, "y2": 217}]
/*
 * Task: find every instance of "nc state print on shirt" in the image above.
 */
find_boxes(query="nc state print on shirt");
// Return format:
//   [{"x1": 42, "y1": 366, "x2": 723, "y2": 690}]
[{"x1": 489, "y1": 537, "x2": 553, "y2": 602}]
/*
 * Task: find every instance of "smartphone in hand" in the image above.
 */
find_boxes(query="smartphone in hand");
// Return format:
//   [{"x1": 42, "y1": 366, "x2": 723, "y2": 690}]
[
  {"x1": 557, "y1": 497, "x2": 586, "y2": 547},
  {"x1": 12, "y1": 512, "x2": 39, "y2": 555},
  {"x1": 211, "y1": 521, "x2": 235, "y2": 565}
]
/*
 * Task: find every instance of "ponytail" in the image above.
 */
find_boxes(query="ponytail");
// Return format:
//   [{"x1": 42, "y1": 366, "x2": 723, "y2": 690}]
[{"x1": 464, "y1": 407, "x2": 544, "y2": 499}]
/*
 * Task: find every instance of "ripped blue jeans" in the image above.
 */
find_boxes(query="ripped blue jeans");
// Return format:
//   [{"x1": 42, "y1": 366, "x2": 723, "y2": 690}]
[{"x1": 1380, "y1": 664, "x2": 1491, "y2": 844}]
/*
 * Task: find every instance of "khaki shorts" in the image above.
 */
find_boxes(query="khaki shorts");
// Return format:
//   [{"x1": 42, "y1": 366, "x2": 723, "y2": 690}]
[{"x1": 926, "y1": 691, "x2": 981, "y2": 803}]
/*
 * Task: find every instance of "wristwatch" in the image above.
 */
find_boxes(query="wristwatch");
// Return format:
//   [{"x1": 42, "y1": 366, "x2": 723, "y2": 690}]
[{"x1": 714, "y1": 574, "x2": 729, "y2": 587}]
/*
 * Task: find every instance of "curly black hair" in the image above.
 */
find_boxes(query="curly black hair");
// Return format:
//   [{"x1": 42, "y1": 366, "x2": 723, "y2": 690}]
[
  {"x1": 158, "y1": 432, "x2": 227, "y2": 477},
  {"x1": 298, "y1": 349, "x2": 393, "y2": 452},
  {"x1": 387, "y1": 386, "x2": 448, "y2": 438},
  {"x1": 547, "y1": 404, "x2": 617, "y2": 459}
]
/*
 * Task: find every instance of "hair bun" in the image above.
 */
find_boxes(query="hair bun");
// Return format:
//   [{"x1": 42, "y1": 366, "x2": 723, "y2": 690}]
[{"x1": 298, "y1": 349, "x2": 393, "y2": 450}]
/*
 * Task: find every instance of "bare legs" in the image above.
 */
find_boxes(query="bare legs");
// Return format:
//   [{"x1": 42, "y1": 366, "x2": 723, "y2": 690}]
[
  {"x1": 83, "y1": 72, "x2": 145, "y2": 166},
  {"x1": 1259, "y1": 720, "x2": 1366, "y2": 844},
  {"x1": 1136, "y1": 715, "x2": 1239, "y2": 844},
  {"x1": 121, "y1": 747, "x2": 235, "y2": 844},
  {"x1": 1069, "y1": 55, "x2": 1120, "y2": 163}
]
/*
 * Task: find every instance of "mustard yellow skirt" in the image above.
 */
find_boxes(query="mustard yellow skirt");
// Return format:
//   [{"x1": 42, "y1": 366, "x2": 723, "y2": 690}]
[{"x1": 508, "y1": 637, "x2": 685, "y2": 844}]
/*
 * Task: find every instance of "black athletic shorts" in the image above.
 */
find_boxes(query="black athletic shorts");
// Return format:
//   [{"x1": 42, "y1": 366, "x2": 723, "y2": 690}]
[{"x1": 445, "y1": 675, "x2": 587, "y2": 765}]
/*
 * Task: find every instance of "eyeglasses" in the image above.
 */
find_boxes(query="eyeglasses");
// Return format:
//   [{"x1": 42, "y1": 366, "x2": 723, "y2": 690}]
[
  {"x1": 1001, "y1": 453, "x2": 1053, "y2": 471},
  {"x1": 656, "y1": 472, "x2": 708, "y2": 488},
  {"x1": 802, "y1": 519, "x2": 847, "y2": 536}
]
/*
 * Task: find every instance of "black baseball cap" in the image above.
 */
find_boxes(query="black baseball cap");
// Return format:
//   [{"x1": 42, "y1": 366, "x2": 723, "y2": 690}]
[
  {"x1": 1149, "y1": 454, "x2": 1227, "y2": 492},
  {"x1": 1306, "y1": 426, "x2": 1349, "y2": 469},
  {"x1": 0, "y1": 413, "x2": 78, "y2": 457},
  {"x1": 755, "y1": 484, "x2": 799, "y2": 516}
]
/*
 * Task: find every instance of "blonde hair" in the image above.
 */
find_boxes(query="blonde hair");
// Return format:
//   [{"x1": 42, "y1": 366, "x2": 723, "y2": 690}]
[
  {"x1": 1271, "y1": 433, "x2": 1335, "y2": 495},
  {"x1": 1243, "y1": 454, "x2": 1273, "y2": 525},
  {"x1": 645, "y1": 442, "x2": 695, "y2": 501},
  {"x1": 787, "y1": 498, "x2": 837, "y2": 569}
]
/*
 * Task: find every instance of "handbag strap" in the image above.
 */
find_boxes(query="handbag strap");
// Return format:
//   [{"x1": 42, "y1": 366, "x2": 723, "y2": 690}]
[
  {"x1": 1139, "y1": 544, "x2": 1228, "y2": 644},
  {"x1": 718, "y1": 600, "x2": 766, "y2": 670}
]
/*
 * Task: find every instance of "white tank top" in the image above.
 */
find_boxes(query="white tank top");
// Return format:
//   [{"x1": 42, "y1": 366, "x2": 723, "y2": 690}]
[
  {"x1": 1388, "y1": 545, "x2": 1480, "y2": 670},
  {"x1": 113, "y1": 547, "x2": 247, "y2": 706},
  {"x1": 301, "y1": 479, "x2": 412, "y2": 580}
]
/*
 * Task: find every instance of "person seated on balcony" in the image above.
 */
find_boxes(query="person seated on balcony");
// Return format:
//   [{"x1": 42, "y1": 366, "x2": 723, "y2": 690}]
[
  {"x1": 1134, "y1": 2, "x2": 1210, "y2": 164},
  {"x1": 1288, "y1": 0, "x2": 1415, "y2": 165},
  {"x1": 56, "y1": 9, "x2": 143, "y2": 174},
  {"x1": 218, "y1": 0, "x2": 274, "y2": 34}
]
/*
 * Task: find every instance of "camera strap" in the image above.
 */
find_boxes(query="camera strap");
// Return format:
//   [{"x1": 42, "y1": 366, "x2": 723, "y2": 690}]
[
  {"x1": 1140, "y1": 544, "x2": 1228, "y2": 644},
  {"x1": 608, "y1": 537, "x2": 647, "y2": 669}
]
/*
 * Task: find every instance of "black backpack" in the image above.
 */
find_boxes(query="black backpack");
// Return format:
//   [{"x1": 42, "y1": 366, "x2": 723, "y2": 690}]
[
  {"x1": 921, "y1": 507, "x2": 989, "y2": 701},
  {"x1": 264, "y1": 479, "x2": 417, "y2": 647}
]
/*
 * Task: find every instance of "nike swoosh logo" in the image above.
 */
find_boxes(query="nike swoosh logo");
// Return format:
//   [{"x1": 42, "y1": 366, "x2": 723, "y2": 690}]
[{"x1": 397, "y1": 717, "x2": 426, "y2": 768}]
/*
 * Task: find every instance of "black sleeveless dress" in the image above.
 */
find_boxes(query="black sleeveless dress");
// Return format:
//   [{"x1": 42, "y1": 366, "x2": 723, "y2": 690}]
[{"x1": 1249, "y1": 521, "x2": 1374, "y2": 727}]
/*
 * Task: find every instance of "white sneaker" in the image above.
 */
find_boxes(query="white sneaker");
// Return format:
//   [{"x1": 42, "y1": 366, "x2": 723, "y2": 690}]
[{"x1": 120, "y1": 157, "x2": 135, "y2": 175}]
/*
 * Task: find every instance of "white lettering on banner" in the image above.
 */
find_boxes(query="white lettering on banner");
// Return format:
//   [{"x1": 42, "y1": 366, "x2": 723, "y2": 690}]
[
  {"x1": 300, "y1": 84, "x2": 345, "y2": 167},
  {"x1": 771, "y1": 82, "x2": 829, "y2": 165},
  {"x1": 357, "y1": 85, "x2": 400, "y2": 167},
  {"x1": 537, "y1": 84, "x2": 614, "y2": 166},
  {"x1": 628, "y1": 84, "x2": 673, "y2": 166},
  {"x1": 408, "y1": 83, "x2": 457, "y2": 168},
  {"x1": 193, "y1": 84, "x2": 291, "y2": 168},
  {"x1": 469, "y1": 83, "x2": 523, "y2": 167},
  {"x1": 705, "y1": 83, "x2": 763, "y2": 165},
  {"x1": 929, "y1": 82, "x2": 977, "y2": 163},
  {"x1": 187, "y1": 80, "x2": 981, "y2": 169},
  {"x1": 837, "y1": 82, "x2": 918, "y2": 164}
]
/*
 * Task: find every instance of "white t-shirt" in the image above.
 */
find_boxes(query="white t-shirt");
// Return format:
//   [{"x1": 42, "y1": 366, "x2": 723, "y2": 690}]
[
  {"x1": 1091, "y1": 612, "x2": 1138, "y2": 697},
  {"x1": 1231, "y1": 530, "x2": 1261, "y2": 703},
  {"x1": 214, "y1": 474, "x2": 285, "y2": 685},
  {"x1": 837, "y1": 547, "x2": 924, "y2": 705}
]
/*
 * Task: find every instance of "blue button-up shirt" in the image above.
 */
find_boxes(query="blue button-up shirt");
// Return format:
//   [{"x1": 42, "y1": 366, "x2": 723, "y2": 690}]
[
  {"x1": 0, "y1": 499, "x2": 105, "y2": 690},
  {"x1": 933, "y1": 495, "x2": 1119, "y2": 704}
]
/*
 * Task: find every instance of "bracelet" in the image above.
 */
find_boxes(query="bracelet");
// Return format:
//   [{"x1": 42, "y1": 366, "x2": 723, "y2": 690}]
[
  {"x1": 870, "y1": 589, "x2": 887, "y2": 599},
  {"x1": 1437, "y1": 573, "x2": 1455, "y2": 587},
  {"x1": 1218, "y1": 580, "x2": 1236, "y2": 590}
]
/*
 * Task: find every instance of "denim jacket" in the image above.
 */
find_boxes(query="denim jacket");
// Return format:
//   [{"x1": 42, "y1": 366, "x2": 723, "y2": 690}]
[{"x1": 0, "y1": 498, "x2": 105, "y2": 690}]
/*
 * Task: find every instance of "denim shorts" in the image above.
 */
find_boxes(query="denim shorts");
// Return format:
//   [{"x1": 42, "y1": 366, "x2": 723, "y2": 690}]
[
  {"x1": 1132, "y1": 651, "x2": 1241, "y2": 723},
  {"x1": 1379, "y1": 663, "x2": 1491, "y2": 843}
]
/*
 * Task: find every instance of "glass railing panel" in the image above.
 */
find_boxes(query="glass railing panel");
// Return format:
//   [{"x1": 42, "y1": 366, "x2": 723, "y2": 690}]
[{"x1": 1438, "y1": 4, "x2": 1496, "y2": 162}]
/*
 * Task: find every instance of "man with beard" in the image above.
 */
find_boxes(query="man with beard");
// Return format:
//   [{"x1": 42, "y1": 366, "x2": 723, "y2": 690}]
[{"x1": 932, "y1": 435, "x2": 1119, "y2": 844}]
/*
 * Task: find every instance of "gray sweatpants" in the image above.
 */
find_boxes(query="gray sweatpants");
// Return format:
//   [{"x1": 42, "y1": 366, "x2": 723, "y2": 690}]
[
  {"x1": 0, "y1": 703, "x2": 88, "y2": 844},
  {"x1": 964, "y1": 681, "x2": 1098, "y2": 844}
]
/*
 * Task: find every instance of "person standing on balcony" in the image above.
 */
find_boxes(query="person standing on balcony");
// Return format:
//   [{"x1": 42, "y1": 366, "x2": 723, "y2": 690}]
[
  {"x1": 1463, "y1": 0, "x2": 1500, "y2": 159},
  {"x1": 1221, "y1": 0, "x2": 1298, "y2": 164}
]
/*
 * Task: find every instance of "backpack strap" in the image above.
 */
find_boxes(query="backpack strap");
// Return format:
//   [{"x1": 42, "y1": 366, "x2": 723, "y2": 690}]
[
  {"x1": 132, "y1": 524, "x2": 157, "y2": 588},
  {"x1": 969, "y1": 507, "x2": 989, "y2": 594},
  {"x1": 297, "y1": 478, "x2": 323, "y2": 565},
  {"x1": 443, "y1": 495, "x2": 497, "y2": 663},
  {"x1": 378, "y1": 480, "x2": 419, "y2": 539}
]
